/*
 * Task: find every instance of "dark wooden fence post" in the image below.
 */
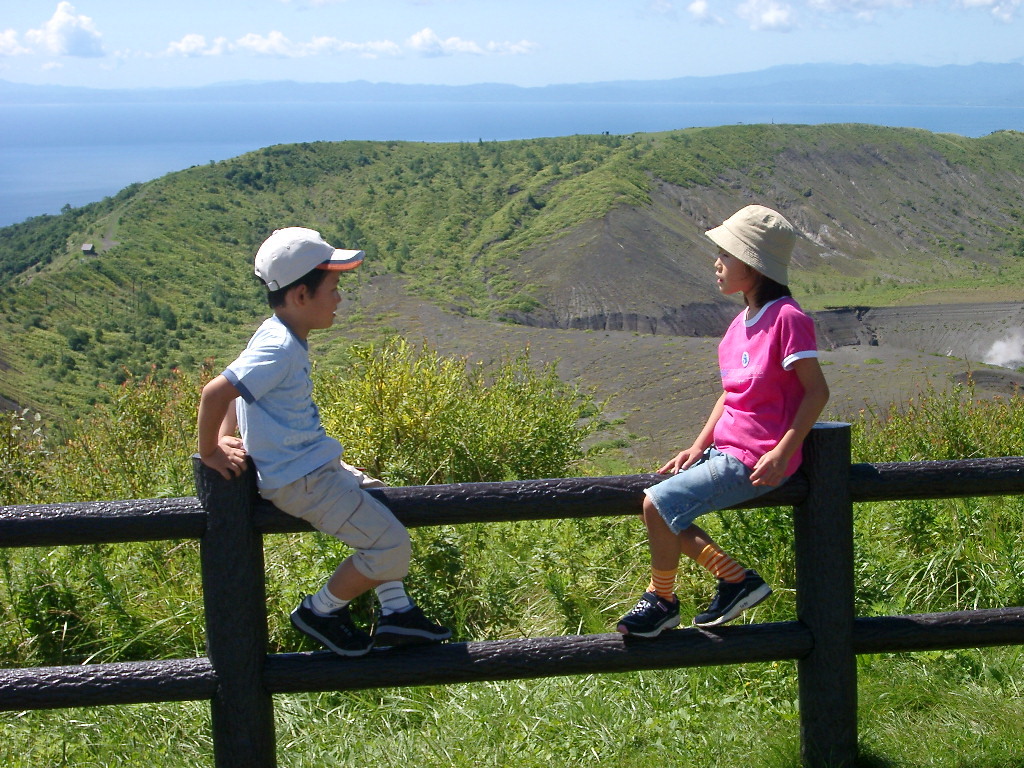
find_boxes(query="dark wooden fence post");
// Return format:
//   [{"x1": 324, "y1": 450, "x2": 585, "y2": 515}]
[
  {"x1": 193, "y1": 457, "x2": 277, "y2": 768},
  {"x1": 794, "y1": 423, "x2": 857, "y2": 768}
]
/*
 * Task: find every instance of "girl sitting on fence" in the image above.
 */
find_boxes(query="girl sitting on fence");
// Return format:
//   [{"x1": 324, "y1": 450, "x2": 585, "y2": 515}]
[{"x1": 617, "y1": 204, "x2": 830, "y2": 637}]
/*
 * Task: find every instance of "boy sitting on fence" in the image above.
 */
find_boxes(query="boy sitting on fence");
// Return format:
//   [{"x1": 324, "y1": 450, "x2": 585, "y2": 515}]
[{"x1": 197, "y1": 227, "x2": 451, "y2": 657}]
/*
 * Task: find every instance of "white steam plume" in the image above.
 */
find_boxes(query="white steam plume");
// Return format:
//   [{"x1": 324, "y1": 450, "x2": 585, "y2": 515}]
[{"x1": 983, "y1": 330, "x2": 1024, "y2": 369}]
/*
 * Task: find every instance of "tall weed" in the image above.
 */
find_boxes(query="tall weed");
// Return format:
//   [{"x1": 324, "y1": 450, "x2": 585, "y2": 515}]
[
  {"x1": 850, "y1": 379, "x2": 1024, "y2": 461},
  {"x1": 0, "y1": 408, "x2": 47, "y2": 505},
  {"x1": 849, "y1": 381, "x2": 1024, "y2": 615}
]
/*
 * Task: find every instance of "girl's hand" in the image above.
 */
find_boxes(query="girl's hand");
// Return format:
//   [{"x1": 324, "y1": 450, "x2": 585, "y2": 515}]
[
  {"x1": 658, "y1": 446, "x2": 703, "y2": 475},
  {"x1": 750, "y1": 447, "x2": 788, "y2": 487}
]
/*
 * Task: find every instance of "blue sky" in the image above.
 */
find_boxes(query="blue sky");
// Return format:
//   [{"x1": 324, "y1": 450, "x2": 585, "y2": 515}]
[{"x1": 1, "y1": 0, "x2": 1022, "y2": 89}]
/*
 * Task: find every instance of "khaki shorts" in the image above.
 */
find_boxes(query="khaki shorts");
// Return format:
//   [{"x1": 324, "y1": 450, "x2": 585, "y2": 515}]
[{"x1": 261, "y1": 460, "x2": 411, "y2": 581}]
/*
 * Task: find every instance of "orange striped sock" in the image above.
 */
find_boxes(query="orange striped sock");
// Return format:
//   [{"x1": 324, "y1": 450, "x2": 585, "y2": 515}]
[
  {"x1": 647, "y1": 568, "x2": 678, "y2": 601},
  {"x1": 696, "y1": 544, "x2": 745, "y2": 583}
]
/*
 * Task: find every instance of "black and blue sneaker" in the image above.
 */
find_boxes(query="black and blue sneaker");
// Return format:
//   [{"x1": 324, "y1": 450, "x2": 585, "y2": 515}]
[
  {"x1": 693, "y1": 569, "x2": 772, "y2": 627},
  {"x1": 616, "y1": 591, "x2": 681, "y2": 638},
  {"x1": 372, "y1": 605, "x2": 452, "y2": 650},
  {"x1": 290, "y1": 596, "x2": 374, "y2": 657}
]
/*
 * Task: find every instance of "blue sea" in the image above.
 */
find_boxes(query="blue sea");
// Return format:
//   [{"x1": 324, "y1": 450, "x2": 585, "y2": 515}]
[{"x1": 2, "y1": 100, "x2": 1023, "y2": 227}]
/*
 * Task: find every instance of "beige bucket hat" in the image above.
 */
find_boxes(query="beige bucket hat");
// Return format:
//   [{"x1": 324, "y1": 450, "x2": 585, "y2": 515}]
[{"x1": 705, "y1": 205, "x2": 796, "y2": 286}]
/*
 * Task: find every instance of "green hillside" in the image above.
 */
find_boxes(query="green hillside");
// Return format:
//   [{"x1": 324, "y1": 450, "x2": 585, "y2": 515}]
[{"x1": 2, "y1": 124, "x2": 1024, "y2": 424}]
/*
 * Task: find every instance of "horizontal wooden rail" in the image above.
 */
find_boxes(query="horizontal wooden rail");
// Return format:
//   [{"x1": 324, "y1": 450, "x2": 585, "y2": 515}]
[
  {"x1": 852, "y1": 606, "x2": 1024, "y2": 654},
  {"x1": 264, "y1": 620, "x2": 814, "y2": 694},
  {"x1": 258, "y1": 606, "x2": 1024, "y2": 696},
  {"x1": 0, "y1": 497, "x2": 206, "y2": 547},
  {"x1": 3, "y1": 456, "x2": 1023, "y2": 547},
  {"x1": 848, "y1": 457, "x2": 1024, "y2": 502},
  {"x1": 262, "y1": 606, "x2": 1024, "y2": 695},
  {"x1": 0, "y1": 657, "x2": 216, "y2": 710},
  {"x1": 5, "y1": 606, "x2": 1021, "y2": 712}
]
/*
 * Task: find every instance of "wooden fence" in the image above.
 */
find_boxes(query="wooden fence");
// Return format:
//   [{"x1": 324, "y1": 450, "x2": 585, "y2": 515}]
[{"x1": 1, "y1": 423, "x2": 1023, "y2": 767}]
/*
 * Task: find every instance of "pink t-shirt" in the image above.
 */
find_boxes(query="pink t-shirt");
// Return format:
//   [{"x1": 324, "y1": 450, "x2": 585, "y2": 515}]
[{"x1": 713, "y1": 297, "x2": 819, "y2": 477}]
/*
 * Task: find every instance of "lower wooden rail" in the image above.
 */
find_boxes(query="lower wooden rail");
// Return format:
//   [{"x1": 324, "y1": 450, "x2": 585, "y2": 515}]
[{"x1": 3, "y1": 607, "x2": 1022, "y2": 710}]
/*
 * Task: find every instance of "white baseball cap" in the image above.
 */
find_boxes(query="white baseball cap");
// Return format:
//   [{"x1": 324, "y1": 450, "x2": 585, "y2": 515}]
[{"x1": 254, "y1": 227, "x2": 364, "y2": 291}]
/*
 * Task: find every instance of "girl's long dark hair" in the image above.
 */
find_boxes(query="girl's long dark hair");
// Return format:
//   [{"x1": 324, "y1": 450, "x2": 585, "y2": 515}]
[{"x1": 747, "y1": 273, "x2": 792, "y2": 308}]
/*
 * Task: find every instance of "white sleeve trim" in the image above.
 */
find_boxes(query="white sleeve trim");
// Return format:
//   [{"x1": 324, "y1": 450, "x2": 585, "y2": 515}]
[{"x1": 783, "y1": 349, "x2": 818, "y2": 370}]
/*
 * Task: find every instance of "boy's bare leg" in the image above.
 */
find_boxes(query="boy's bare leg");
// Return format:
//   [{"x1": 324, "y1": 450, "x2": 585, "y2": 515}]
[{"x1": 326, "y1": 557, "x2": 384, "y2": 601}]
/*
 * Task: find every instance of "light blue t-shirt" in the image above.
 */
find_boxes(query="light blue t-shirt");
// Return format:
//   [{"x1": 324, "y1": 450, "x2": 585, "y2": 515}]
[{"x1": 222, "y1": 314, "x2": 342, "y2": 489}]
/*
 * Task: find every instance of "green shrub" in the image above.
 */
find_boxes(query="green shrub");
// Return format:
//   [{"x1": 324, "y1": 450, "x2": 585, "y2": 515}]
[
  {"x1": 850, "y1": 379, "x2": 1024, "y2": 462},
  {"x1": 46, "y1": 368, "x2": 201, "y2": 503},
  {"x1": 316, "y1": 337, "x2": 598, "y2": 485}
]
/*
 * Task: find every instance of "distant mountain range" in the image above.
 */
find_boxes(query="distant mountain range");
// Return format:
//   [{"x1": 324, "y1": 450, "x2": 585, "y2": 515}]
[{"x1": 3, "y1": 62, "x2": 1024, "y2": 107}]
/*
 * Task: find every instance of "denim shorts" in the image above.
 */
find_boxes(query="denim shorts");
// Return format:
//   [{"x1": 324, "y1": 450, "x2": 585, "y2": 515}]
[{"x1": 643, "y1": 447, "x2": 775, "y2": 534}]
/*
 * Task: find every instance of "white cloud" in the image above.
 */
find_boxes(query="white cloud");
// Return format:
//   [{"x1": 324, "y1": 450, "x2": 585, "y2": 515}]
[
  {"x1": 807, "y1": 0, "x2": 1019, "y2": 20},
  {"x1": 958, "y1": 0, "x2": 1022, "y2": 20},
  {"x1": 162, "y1": 25, "x2": 533, "y2": 61},
  {"x1": 407, "y1": 27, "x2": 536, "y2": 57},
  {"x1": 738, "y1": 0, "x2": 798, "y2": 29},
  {"x1": 235, "y1": 31, "x2": 295, "y2": 57},
  {"x1": 166, "y1": 31, "x2": 401, "y2": 59},
  {"x1": 486, "y1": 39, "x2": 539, "y2": 55},
  {"x1": 166, "y1": 34, "x2": 230, "y2": 57},
  {"x1": 166, "y1": 33, "x2": 208, "y2": 57},
  {"x1": 407, "y1": 28, "x2": 483, "y2": 57},
  {"x1": 688, "y1": 0, "x2": 726, "y2": 24},
  {"x1": 0, "y1": 29, "x2": 31, "y2": 56},
  {"x1": 647, "y1": 0, "x2": 680, "y2": 15},
  {"x1": 808, "y1": 0, "x2": 911, "y2": 9},
  {"x1": 327, "y1": 39, "x2": 403, "y2": 57},
  {"x1": 24, "y1": 2, "x2": 104, "y2": 58},
  {"x1": 806, "y1": 0, "x2": 913, "y2": 21}
]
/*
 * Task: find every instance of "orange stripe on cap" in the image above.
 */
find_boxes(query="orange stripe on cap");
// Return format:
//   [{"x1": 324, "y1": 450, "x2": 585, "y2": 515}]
[{"x1": 317, "y1": 249, "x2": 364, "y2": 271}]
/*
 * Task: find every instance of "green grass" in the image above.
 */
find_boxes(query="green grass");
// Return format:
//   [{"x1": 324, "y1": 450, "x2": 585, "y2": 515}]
[
  {"x1": 1, "y1": 356, "x2": 1023, "y2": 766},
  {"x1": 795, "y1": 256, "x2": 1024, "y2": 310},
  {"x1": 2, "y1": 650, "x2": 1022, "y2": 767}
]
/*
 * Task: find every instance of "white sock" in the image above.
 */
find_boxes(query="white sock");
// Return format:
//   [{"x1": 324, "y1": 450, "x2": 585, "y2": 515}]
[
  {"x1": 309, "y1": 584, "x2": 350, "y2": 616},
  {"x1": 375, "y1": 581, "x2": 413, "y2": 616}
]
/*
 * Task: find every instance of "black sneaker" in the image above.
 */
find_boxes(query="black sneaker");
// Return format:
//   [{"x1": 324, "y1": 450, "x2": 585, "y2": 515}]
[
  {"x1": 693, "y1": 570, "x2": 772, "y2": 627},
  {"x1": 290, "y1": 596, "x2": 373, "y2": 657},
  {"x1": 616, "y1": 591, "x2": 681, "y2": 638},
  {"x1": 373, "y1": 605, "x2": 452, "y2": 650}
]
